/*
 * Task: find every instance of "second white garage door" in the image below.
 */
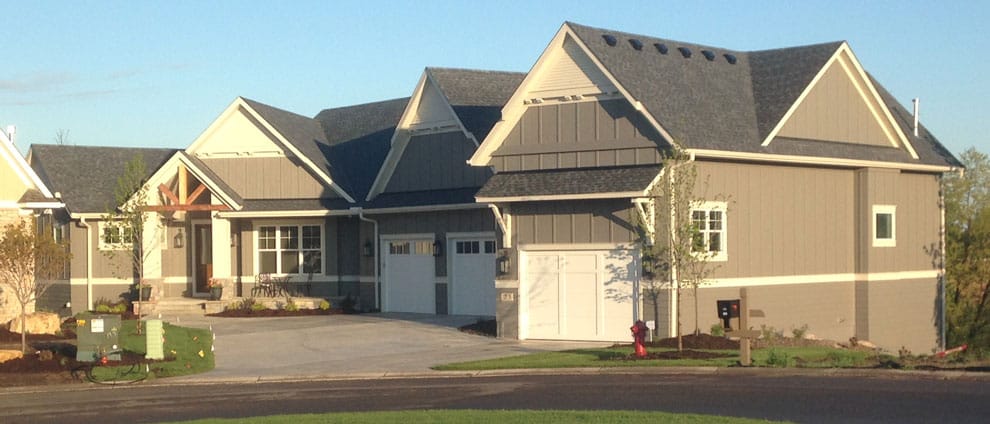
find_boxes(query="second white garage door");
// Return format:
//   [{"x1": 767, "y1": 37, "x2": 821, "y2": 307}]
[
  {"x1": 522, "y1": 248, "x2": 639, "y2": 342},
  {"x1": 449, "y1": 236, "x2": 496, "y2": 316}
]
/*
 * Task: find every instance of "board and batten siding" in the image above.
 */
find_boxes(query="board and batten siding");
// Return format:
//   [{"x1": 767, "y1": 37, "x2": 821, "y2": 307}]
[
  {"x1": 696, "y1": 161, "x2": 856, "y2": 279},
  {"x1": 384, "y1": 132, "x2": 491, "y2": 193},
  {"x1": 490, "y1": 100, "x2": 666, "y2": 172},
  {"x1": 777, "y1": 62, "x2": 891, "y2": 147},
  {"x1": 512, "y1": 199, "x2": 637, "y2": 245},
  {"x1": 200, "y1": 157, "x2": 333, "y2": 199},
  {"x1": 854, "y1": 168, "x2": 941, "y2": 274}
]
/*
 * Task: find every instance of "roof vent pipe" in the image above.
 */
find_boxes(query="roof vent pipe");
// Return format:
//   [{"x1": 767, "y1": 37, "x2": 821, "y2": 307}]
[
  {"x1": 912, "y1": 98, "x2": 920, "y2": 137},
  {"x1": 4, "y1": 125, "x2": 14, "y2": 145}
]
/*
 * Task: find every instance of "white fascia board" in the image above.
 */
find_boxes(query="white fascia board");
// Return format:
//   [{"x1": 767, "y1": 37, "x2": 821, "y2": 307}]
[
  {"x1": 424, "y1": 70, "x2": 480, "y2": 146},
  {"x1": 185, "y1": 97, "x2": 244, "y2": 155},
  {"x1": 20, "y1": 201, "x2": 65, "y2": 209},
  {"x1": 476, "y1": 190, "x2": 646, "y2": 203},
  {"x1": 236, "y1": 99, "x2": 357, "y2": 204},
  {"x1": 687, "y1": 148, "x2": 956, "y2": 173},
  {"x1": 2, "y1": 139, "x2": 55, "y2": 199},
  {"x1": 218, "y1": 202, "x2": 487, "y2": 219},
  {"x1": 469, "y1": 24, "x2": 679, "y2": 167},
  {"x1": 70, "y1": 212, "x2": 105, "y2": 219}
]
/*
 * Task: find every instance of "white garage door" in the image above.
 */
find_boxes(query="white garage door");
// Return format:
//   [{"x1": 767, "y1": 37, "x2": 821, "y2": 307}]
[
  {"x1": 450, "y1": 237, "x2": 496, "y2": 316},
  {"x1": 522, "y1": 248, "x2": 639, "y2": 341},
  {"x1": 383, "y1": 238, "x2": 435, "y2": 313}
]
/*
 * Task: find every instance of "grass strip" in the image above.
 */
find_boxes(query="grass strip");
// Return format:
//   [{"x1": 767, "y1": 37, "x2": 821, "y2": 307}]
[
  {"x1": 88, "y1": 319, "x2": 215, "y2": 381},
  {"x1": 170, "y1": 409, "x2": 787, "y2": 423}
]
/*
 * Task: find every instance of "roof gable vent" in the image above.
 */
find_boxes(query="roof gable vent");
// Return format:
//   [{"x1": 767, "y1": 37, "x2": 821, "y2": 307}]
[
  {"x1": 602, "y1": 34, "x2": 617, "y2": 46},
  {"x1": 701, "y1": 50, "x2": 716, "y2": 61},
  {"x1": 724, "y1": 53, "x2": 737, "y2": 64},
  {"x1": 628, "y1": 38, "x2": 643, "y2": 51},
  {"x1": 677, "y1": 47, "x2": 692, "y2": 58},
  {"x1": 654, "y1": 43, "x2": 668, "y2": 54}
]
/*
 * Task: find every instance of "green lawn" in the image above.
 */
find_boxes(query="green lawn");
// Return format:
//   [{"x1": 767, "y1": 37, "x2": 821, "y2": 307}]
[
  {"x1": 434, "y1": 345, "x2": 882, "y2": 371},
  {"x1": 87, "y1": 319, "x2": 215, "y2": 382},
  {"x1": 171, "y1": 409, "x2": 787, "y2": 423}
]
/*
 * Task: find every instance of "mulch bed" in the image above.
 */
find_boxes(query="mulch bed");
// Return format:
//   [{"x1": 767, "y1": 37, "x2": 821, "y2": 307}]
[
  {"x1": 647, "y1": 333, "x2": 740, "y2": 350},
  {"x1": 459, "y1": 319, "x2": 497, "y2": 337}
]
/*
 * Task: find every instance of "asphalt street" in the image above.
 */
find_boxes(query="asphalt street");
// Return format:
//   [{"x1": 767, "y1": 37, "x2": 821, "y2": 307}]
[{"x1": 2, "y1": 372, "x2": 988, "y2": 423}]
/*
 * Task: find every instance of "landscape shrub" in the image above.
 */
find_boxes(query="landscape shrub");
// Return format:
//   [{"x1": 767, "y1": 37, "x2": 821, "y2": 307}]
[
  {"x1": 760, "y1": 325, "x2": 783, "y2": 342},
  {"x1": 250, "y1": 302, "x2": 268, "y2": 312},
  {"x1": 319, "y1": 300, "x2": 331, "y2": 311},
  {"x1": 791, "y1": 324, "x2": 809, "y2": 339},
  {"x1": 285, "y1": 297, "x2": 299, "y2": 312},
  {"x1": 764, "y1": 348, "x2": 790, "y2": 368},
  {"x1": 710, "y1": 324, "x2": 725, "y2": 337}
]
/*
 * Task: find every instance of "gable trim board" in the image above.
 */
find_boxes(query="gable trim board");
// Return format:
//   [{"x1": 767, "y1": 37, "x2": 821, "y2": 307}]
[
  {"x1": 760, "y1": 43, "x2": 918, "y2": 159},
  {"x1": 469, "y1": 23, "x2": 679, "y2": 167},
  {"x1": 186, "y1": 97, "x2": 356, "y2": 203},
  {"x1": 366, "y1": 70, "x2": 479, "y2": 201},
  {"x1": 130, "y1": 152, "x2": 243, "y2": 213},
  {"x1": 217, "y1": 202, "x2": 488, "y2": 219}
]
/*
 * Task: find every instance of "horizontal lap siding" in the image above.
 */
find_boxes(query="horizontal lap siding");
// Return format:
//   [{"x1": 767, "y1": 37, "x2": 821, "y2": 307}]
[{"x1": 491, "y1": 100, "x2": 665, "y2": 172}]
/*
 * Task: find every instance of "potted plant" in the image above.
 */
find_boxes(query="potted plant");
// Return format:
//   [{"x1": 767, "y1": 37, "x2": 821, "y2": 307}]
[{"x1": 208, "y1": 278, "x2": 224, "y2": 301}]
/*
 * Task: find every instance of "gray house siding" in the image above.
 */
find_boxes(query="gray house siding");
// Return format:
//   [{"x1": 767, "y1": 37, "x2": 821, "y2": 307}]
[
  {"x1": 490, "y1": 100, "x2": 666, "y2": 172},
  {"x1": 512, "y1": 199, "x2": 637, "y2": 246},
  {"x1": 200, "y1": 156, "x2": 334, "y2": 199},
  {"x1": 384, "y1": 132, "x2": 491, "y2": 193}
]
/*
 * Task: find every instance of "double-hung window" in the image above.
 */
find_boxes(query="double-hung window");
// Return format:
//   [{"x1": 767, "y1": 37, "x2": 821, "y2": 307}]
[
  {"x1": 98, "y1": 221, "x2": 133, "y2": 250},
  {"x1": 257, "y1": 224, "x2": 322, "y2": 274},
  {"x1": 690, "y1": 201, "x2": 728, "y2": 261}
]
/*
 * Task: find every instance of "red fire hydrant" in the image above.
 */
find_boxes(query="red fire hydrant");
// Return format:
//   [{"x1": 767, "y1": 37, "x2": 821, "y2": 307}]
[{"x1": 631, "y1": 320, "x2": 648, "y2": 358}]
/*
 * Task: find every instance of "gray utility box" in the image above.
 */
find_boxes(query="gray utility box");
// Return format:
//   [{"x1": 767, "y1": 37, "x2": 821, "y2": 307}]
[{"x1": 75, "y1": 313, "x2": 122, "y2": 362}]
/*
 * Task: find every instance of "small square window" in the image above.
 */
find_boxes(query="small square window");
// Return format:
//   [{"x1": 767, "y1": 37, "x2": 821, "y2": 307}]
[{"x1": 872, "y1": 205, "x2": 896, "y2": 247}]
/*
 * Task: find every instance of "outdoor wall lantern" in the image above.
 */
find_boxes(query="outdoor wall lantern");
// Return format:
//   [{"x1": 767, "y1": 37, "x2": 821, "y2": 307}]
[
  {"x1": 173, "y1": 228, "x2": 184, "y2": 249},
  {"x1": 433, "y1": 239, "x2": 443, "y2": 257},
  {"x1": 497, "y1": 253, "x2": 511, "y2": 276},
  {"x1": 363, "y1": 241, "x2": 374, "y2": 257}
]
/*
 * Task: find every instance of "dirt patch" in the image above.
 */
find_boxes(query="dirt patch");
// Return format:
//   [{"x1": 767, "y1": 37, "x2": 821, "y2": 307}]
[
  {"x1": 459, "y1": 319, "x2": 497, "y2": 337},
  {"x1": 647, "y1": 334, "x2": 740, "y2": 350},
  {"x1": 207, "y1": 308, "x2": 343, "y2": 318}
]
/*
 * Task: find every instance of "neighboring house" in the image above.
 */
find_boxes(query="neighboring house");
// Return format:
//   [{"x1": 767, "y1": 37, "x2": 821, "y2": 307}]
[
  {"x1": 23, "y1": 67, "x2": 521, "y2": 318},
  {"x1": 28, "y1": 145, "x2": 178, "y2": 314},
  {"x1": 0, "y1": 127, "x2": 65, "y2": 322},
  {"x1": 470, "y1": 22, "x2": 960, "y2": 353}
]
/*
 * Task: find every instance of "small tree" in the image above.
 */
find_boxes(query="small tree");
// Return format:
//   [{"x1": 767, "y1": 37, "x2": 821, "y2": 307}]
[
  {"x1": 102, "y1": 154, "x2": 161, "y2": 328},
  {"x1": 639, "y1": 150, "x2": 722, "y2": 351},
  {"x1": 0, "y1": 217, "x2": 71, "y2": 353}
]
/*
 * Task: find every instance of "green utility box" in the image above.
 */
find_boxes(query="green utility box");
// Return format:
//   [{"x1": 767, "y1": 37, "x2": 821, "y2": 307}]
[{"x1": 75, "y1": 313, "x2": 122, "y2": 362}]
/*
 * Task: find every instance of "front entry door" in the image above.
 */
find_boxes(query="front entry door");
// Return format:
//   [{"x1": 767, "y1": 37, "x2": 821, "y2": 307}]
[{"x1": 195, "y1": 224, "x2": 213, "y2": 295}]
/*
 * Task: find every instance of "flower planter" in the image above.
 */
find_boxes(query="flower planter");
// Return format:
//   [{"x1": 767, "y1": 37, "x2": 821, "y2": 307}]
[
  {"x1": 209, "y1": 287, "x2": 223, "y2": 301},
  {"x1": 140, "y1": 286, "x2": 152, "y2": 302}
]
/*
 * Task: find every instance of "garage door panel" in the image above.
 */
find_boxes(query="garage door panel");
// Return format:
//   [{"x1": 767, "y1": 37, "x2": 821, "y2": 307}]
[
  {"x1": 450, "y1": 238, "x2": 497, "y2": 316},
  {"x1": 523, "y1": 248, "x2": 638, "y2": 342},
  {"x1": 384, "y1": 239, "x2": 435, "y2": 314}
]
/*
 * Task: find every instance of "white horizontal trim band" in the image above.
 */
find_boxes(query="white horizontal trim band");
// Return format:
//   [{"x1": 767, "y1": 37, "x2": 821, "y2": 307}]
[
  {"x1": 703, "y1": 270, "x2": 939, "y2": 288},
  {"x1": 688, "y1": 148, "x2": 956, "y2": 173},
  {"x1": 477, "y1": 191, "x2": 645, "y2": 203}
]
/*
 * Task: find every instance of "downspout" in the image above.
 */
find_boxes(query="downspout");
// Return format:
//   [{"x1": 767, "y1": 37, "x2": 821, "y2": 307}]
[
  {"x1": 354, "y1": 208, "x2": 380, "y2": 311},
  {"x1": 939, "y1": 174, "x2": 947, "y2": 351},
  {"x1": 80, "y1": 217, "x2": 93, "y2": 311}
]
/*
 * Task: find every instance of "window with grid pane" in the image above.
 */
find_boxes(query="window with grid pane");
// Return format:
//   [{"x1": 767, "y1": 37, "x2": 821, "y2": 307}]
[
  {"x1": 690, "y1": 202, "x2": 727, "y2": 261},
  {"x1": 257, "y1": 224, "x2": 322, "y2": 274}
]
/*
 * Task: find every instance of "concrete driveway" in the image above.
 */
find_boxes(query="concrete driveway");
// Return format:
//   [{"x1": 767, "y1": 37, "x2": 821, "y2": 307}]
[{"x1": 167, "y1": 312, "x2": 606, "y2": 382}]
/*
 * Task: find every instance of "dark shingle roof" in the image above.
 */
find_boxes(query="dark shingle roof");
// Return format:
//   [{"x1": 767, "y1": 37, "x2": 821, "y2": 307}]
[
  {"x1": 240, "y1": 198, "x2": 353, "y2": 212},
  {"x1": 564, "y1": 22, "x2": 958, "y2": 168},
  {"x1": 428, "y1": 68, "x2": 525, "y2": 142},
  {"x1": 30, "y1": 145, "x2": 178, "y2": 214},
  {"x1": 476, "y1": 165, "x2": 660, "y2": 199},
  {"x1": 180, "y1": 152, "x2": 245, "y2": 206},
  {"x1": 314, "y1": 98, "x2": 409, "y2": 201}
]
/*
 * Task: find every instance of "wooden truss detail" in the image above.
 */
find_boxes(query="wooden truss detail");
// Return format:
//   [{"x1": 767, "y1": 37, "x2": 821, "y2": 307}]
[{"x1": 148, "y1": 164, "x2": 229, "y2": 212}]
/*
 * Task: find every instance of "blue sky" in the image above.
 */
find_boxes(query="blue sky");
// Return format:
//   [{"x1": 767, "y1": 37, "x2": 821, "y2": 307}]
[{"x1": 2, "y1": 1, "x2": 987, "y2": 156}]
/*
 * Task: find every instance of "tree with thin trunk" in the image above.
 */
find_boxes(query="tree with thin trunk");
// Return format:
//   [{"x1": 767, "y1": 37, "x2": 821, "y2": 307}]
[
  {"x1": 638, "y1": 150, "x2": 722, "y2": 351},
  {"x1": 0, "y1": 217, "x2": 71, "y2": 353},
  {"x1": 943, "y1": 148, "x2": 990, "y2": 351},
  {"x1": 101, "y1": 154, "x2": 160, "y2": 331}
]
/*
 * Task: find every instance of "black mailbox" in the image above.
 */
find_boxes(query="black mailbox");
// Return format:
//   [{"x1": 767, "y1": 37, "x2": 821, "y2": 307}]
[{"x1": 717, "y1": 299, "x2": 740, "y2": 330}]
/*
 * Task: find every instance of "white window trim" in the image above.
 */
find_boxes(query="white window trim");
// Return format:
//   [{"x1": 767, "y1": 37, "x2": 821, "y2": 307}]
[
  {"x1": 690, "y1": 201, "x2": 728, "y2": 262},
  {"x1": 253, "y1": 222, "x2": 325, "y2": 276},
  {"x1": 98, "y1": 221, "x2": 132, "y2": 251},
  {"x1": 872, "y1": 204, "x2": 896, "y2": 247}
]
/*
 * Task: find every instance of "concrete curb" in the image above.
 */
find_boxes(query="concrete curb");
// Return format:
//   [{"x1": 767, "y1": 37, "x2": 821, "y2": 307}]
[{"x1": 2, "y1": 365, "x2": 987, "y2": 394}]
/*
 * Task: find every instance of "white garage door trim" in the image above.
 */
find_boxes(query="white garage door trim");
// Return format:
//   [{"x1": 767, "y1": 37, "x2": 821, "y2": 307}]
[
  {"x1": 447, "y1": 232, "x2": 497, "y2": 316},
  {"x1": 520, "y1": 243, "x2": 640, "y2": 342},
  {"x1": 382, "y1": 233, "x2": 436, "y2": 313}
]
